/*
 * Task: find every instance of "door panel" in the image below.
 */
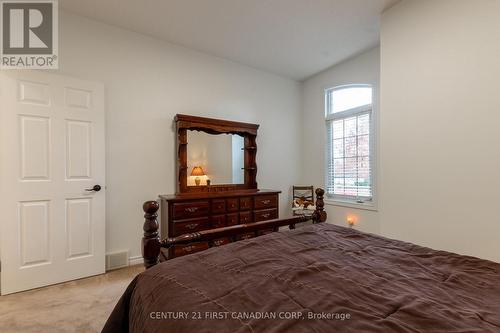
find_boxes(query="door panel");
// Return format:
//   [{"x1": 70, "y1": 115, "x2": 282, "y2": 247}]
[
  {"x1": 20, "y1": 200, "x2": 51, "y2": 267},
  {"x1": 66, "y1": 120, "x2": 91, "y2": 179},
  {"x1": 19, "y1": 80, "x2": 51, "y2": 106},
  {"x1": 66, "y1": 198, "x2": 92, "y2": 259},
  {"x1": 64, "y1": 87, "x2": 92, "y2": 109},
  {"x1": 20, "y1": 115, "x2": 51, "y2": 180},
  {"x1": 0, "y1": 71, "x2": 105, "y2": 295}
]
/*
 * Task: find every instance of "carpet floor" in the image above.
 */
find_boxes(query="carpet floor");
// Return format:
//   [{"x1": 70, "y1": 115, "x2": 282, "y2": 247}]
[{"x1": 0, "y1": 265, "x2": 143, "y2": 333}]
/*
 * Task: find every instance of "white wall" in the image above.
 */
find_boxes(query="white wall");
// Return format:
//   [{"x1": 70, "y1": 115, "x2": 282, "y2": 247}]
[
  {"x1": 301, "y1": 48, "x2": 381, "y2": 234},
  {"x1": 56, "y1": 11, "x2": 302, "y2": 260},
  {"x1": 380, "y1": 0, "x2": 500, "y2": 262},
  {"x1": 301, "y1": 0, "x2": 500, "y2": 263}
]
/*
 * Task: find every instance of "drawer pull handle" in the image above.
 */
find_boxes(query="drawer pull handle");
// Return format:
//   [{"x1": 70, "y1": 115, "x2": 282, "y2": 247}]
[
  {"x1": 185, "y1": 207, "x2": 199, "y2": 213},
  {"x1": 262, "y1": 200, "x2": 271, "y2": 204},
  {"x1": 184, "y1": 245, "x2": 194, "y2": 252},
  {"x1": 214, "y1": 240, "x2": 223, "y2": 246},
  {"x1": 186, "y1": 223, "x2": 198, "y2": 230},
  {"x1": 262, "y1": 213, "x2": 270, "y2": 218}
]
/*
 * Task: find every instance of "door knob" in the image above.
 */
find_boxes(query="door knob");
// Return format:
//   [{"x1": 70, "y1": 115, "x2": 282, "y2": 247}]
[{"x1": 85, "y1": 185, "x2": 102, "y2": 192}]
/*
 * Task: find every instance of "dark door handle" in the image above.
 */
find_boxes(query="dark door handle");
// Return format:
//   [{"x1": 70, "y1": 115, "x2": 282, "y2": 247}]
[{"x1": 85, "y1": 185, "x2": 102, "y2": 192}]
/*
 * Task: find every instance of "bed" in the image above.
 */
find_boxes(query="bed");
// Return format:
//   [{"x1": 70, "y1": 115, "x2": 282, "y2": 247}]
[{"x1": 103, "y1": 190, "x2": 500, "y2": 333}]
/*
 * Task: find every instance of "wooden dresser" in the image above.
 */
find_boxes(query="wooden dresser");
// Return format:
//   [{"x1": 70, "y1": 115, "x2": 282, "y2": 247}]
[{"x1": 159, "y1": 190, "x2": 280, "y2": 259}]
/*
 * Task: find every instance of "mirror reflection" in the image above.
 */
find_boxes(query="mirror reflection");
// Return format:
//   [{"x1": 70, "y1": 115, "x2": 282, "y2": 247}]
[{"x1": 187, "y1": 131, "x2": 244, "y2": 186}]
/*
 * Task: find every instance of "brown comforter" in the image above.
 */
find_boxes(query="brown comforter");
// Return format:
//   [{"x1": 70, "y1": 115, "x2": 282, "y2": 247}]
[{"x1": 102, "y1": 223, "x2": 500, "y2": 333}]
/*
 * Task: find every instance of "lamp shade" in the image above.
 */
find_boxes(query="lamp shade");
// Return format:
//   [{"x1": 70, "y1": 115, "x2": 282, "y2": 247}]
[{"x1": 191, "y1": 166, "x2": 205, "y2": 176}]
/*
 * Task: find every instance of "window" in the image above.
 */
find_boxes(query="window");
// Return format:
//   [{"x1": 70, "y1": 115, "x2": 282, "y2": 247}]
[{"x1": 325, "y1": 85, "x2": 373, "y2": 203}]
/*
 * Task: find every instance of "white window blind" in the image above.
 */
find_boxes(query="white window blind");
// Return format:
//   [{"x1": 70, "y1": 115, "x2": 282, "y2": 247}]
[{"x1": 325, "y1": 85, "x2": 373, "y2": 202}]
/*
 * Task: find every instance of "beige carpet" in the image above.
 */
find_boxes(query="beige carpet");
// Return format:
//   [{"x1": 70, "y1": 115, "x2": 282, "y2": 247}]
[{"x1": 0, "y1": 265, "x2": 143, "y2": 333}]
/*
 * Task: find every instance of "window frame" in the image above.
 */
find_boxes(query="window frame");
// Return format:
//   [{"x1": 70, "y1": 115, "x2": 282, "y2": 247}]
[{"x1": 324, "y1": 84, "x2": 376, "y2": 208}]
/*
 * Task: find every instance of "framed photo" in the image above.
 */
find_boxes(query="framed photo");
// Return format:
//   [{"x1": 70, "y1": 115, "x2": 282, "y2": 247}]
[{"x1": 292, "y1": 186, "x2": 315, "y2": 216}]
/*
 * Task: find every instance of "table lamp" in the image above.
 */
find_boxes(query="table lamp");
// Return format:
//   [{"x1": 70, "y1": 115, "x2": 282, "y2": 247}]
[{"x1": 191, "y1": 166, "x2": 205, "y2": 186}]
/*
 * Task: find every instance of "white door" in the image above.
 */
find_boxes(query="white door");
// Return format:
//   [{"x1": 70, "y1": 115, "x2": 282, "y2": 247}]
[{"x1": 0, "y1": 71, "x2": 105, "y2": 295}]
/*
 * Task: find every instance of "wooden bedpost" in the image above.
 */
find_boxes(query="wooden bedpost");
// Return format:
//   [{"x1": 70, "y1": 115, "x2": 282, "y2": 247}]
[
  {"x1": 312, "y1": 188, "x2": 327, "y2": 223},
  {"x1": 289, "y1": 187, "x2": 327, "y2": 229},
  {"x1": 142, "y1": 201, "x2": 161, "y2": 269}
]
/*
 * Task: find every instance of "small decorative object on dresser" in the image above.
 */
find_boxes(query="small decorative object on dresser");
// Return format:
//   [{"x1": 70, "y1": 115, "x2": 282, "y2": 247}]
[
  {"x1": 292, "y1": 185, "x2": 315, "y2": 216},
  {"x1": 190, "y1": 166, "x2": 205, "y2": 186},
  {"x1": 159, "y1": 114, "x2": 281, "y2": 260}
]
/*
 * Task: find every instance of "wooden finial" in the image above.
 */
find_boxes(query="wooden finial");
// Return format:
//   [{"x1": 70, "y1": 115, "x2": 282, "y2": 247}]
[
  {"x1": 142, "y1": 201, "x2": 161, "y2": 269},
  {"x1": 313, "y1": 188, "x2": 327, "y2": 223},
  {"x1": 143, "y1": 200, "x2": 159, "y2": 215}
]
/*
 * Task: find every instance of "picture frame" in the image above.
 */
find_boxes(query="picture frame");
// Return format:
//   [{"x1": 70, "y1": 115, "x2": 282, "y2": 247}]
[{"x1": 292, "y1": 186, "x2": 315, "y2": 216}]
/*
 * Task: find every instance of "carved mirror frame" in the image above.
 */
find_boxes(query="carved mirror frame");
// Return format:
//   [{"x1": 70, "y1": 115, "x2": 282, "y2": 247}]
[{"x1": 175, "y1": 114, "x2": 259, "y2": 194}]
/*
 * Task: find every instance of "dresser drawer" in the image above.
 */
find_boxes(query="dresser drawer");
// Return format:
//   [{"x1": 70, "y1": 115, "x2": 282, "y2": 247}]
[
  {"x1": 162, "y1": 190, "x2": 281, "y2": 259},
  {"x1": 211, "y1": 199, "x2": 226, "y2": 214},
  {"x1": 210, "y1": 215, "x2": 226, "y2": 228},
  {"x1": 239, "y1": 197, "x2": 252, "y2": 211},
  {"x1": 212, "y1": 238, "x2": 231, "y2": 247},
  {"x1": 226, "y1": 213, "x2": 239, "y2": 226},
  {"x1": 254, "y1": 208, "x2": 278, "y2": 222},
  {"x1": 239, "y1": 211, "x2": 253, "y2": 224},
  {"x1": 172, "y1": 217, "x2": 209, "y2": 236},
  {"x1": 236, "y1": 232, "x2": 255, "y2": 241},
  {"x1": 173, "y1": 242, "x2": 209, "y2": 257},
  {"x1": 172, "y1": 201, "x2": 209, "y2": 219},
  {"x1": 226, "y1": 198, "x2": 239, "y2": 212},
  {"x1": 254, "y1": 195, "x2": 277, "y2": 210}
]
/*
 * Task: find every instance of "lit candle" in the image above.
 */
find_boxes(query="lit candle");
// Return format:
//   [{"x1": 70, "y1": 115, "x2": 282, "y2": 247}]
[{"x1": 347, "y1": 216, "x2": 356, "y2": 227}]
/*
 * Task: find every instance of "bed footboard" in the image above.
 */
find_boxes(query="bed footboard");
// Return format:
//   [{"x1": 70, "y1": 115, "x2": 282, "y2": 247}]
[{"x1": 142, "y1": 188, "x2": 327, "y2": 269}]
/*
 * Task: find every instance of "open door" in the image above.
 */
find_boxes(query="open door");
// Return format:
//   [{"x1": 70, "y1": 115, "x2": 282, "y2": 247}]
[{"x1": 0, "y1": 71, "x2": 105, "y2": 295}]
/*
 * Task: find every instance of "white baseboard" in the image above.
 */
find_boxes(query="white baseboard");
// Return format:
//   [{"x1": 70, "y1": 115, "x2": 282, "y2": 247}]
[
  {"x1": 106, "y1": 251, "x2": 143, "y2": 271},
  {"x1": 128, "y1": 256, "x2": 143, "y2": 266}
]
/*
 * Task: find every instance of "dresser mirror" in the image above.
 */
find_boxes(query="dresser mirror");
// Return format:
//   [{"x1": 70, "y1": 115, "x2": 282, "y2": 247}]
[
  {"x1": 175, "y1": 114, "x2": 259, "y2": 194},
  {"x1": 187, "y1": 131, "x2": 244, "y2": 186}
]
